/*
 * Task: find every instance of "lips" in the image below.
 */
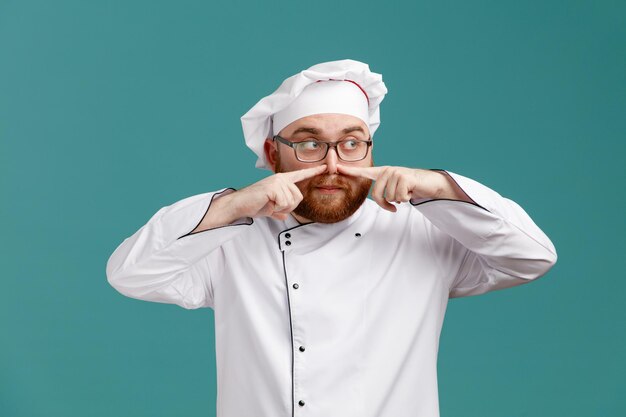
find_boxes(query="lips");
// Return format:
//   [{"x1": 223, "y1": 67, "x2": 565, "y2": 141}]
[
  {"x1": 308, "y1": 175, "x2": 350, "y2": 194},
  {"x1": 314, "y1": 183, "x2": 347, "y2": 193},
  {"x1": 315, "y1": 186, "x2": 344, "y2": 195}
]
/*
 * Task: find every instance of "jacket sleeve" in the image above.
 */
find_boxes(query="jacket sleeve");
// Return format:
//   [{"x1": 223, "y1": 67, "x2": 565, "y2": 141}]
[
  {"x1": 105, "y1": 188, "x2": 253, "y2": 309},
  {"x1": 411, "y1": 170, "x2": 557, "y2": 298}
]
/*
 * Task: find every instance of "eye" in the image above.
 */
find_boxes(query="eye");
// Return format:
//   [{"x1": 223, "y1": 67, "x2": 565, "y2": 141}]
[
  {"x1": 340, "y1": 139, "x2": 360, "y2": 150},
  {"x1": 297, "y1": 140, "x2": 320, "y2": 151},
  {"x1": 345, "y1": 140, "x2": 358, "y2": 149}
]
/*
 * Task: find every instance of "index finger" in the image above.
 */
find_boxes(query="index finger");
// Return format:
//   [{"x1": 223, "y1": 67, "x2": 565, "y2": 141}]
[
  {"x1": 282, "y1": 164, "x2": 328, "y2": 183},
  {"x1": 336, "y1": 164, "x2": 385, "y2": 180}
]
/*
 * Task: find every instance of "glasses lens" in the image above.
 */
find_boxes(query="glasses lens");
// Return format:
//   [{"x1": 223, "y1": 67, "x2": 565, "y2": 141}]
[
  {"x1": 337, "y1": 140, "x2": 368, "y2": 161},
  {"x1": 295, "y1": 141, "x2": 326, "y2": 161}
]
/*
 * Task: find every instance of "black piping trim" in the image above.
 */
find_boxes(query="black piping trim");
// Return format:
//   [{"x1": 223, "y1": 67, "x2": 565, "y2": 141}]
[
  {"x1": 176, "y1": 188, "x2": 253, "y2": 240},
  {"x1": 409, "y1": 169, "x2": 490, "y2": 213},
  {"x1": 276, "y1": 220, "x2": 320, "y2": 415},
  {"x1": 281, "y1": 251, "x2": 295, "y2": 417},
  {"x1": 276, "y1": 221, "x2": 314, "y2": 250}
]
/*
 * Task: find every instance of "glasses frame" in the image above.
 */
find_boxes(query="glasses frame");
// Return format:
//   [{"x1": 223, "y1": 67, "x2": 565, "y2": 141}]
[{"x1": 272, "y1": 134, "x2": 373, "y2": 163}]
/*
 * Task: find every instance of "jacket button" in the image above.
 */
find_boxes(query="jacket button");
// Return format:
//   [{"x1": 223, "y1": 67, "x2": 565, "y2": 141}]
[
  {"x1": 299, "y1": 346, "x2": 305, "y2": 352},
  {"x1": 285, "y1": 233, "x2": 291, "y2": 238},
  {"x1": 298, "y1": 400, "x2": 305, "y2": 407},
  {"x1": 285, "y1": 241, "x2": 291, "y2": 246},
  {"x1": 292, "y1": 283, "x2": 299, "y2": 289}
]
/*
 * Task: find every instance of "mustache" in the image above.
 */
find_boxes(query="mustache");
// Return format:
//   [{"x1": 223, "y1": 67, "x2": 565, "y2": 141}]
[{"x1": 309, "y1": 174, "x2": 351, "y2": 188}]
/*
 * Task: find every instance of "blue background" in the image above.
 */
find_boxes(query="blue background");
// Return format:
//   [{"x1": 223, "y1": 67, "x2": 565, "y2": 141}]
[{"x1": 1, "y1": 0, "x2": 624, "y2": 416}]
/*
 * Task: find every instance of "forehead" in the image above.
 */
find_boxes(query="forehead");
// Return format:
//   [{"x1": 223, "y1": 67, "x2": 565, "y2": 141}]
[{"x1": 279, "y1": 113, "x2": 369, "y2": 136}]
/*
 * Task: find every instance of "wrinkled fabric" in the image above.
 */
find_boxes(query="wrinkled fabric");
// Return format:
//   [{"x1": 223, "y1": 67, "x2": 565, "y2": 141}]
[
  {"x1": 106, "y1": 170, "x2": 557, "y2": 417},
  {"x1": 272, "y1": 80, "x2": 370, "y2": 136}
]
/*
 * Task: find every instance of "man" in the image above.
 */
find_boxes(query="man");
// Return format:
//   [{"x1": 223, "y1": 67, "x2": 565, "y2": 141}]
[{"x1": 106, "y1": 59, "x2": 557, "y2": 417}]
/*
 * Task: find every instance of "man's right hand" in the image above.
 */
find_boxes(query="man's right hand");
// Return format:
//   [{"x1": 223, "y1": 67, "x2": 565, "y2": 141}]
[{"x1": 191, "y1": 165, "x2": 327, "y2": 233}]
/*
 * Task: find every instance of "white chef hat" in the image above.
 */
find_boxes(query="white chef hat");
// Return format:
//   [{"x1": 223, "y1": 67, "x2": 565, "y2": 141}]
[{"x1": 241, "y1": 59, "x2": 388, "y2": 170}]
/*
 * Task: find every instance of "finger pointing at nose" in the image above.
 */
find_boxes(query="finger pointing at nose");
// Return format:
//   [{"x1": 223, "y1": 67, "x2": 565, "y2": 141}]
[
  {"x1": 336, "y1": 165, "x2": 384, "y2": 180},
  {"x1": 283, "y1": 164, "x2": 328, "y2": 183}
]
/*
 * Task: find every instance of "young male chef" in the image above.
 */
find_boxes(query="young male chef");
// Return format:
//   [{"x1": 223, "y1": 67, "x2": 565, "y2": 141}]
[{"x1": 106, "y1": 59, "x2": 557, "y2": 417}]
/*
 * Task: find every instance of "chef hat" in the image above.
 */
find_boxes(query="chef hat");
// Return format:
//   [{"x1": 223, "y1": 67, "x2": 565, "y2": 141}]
[{"x1": 241, "y1": 59, "x2": 388, "y2": 170}]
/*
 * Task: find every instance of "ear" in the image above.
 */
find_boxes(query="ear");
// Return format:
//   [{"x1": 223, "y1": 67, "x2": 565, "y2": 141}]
[{"x1": 264, "y1": 138, "x2": 278, "y2": 173}]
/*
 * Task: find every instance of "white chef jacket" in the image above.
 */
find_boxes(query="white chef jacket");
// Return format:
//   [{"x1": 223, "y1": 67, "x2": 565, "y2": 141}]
[{"x1": 106, "y1": 169, "x2": 557, "y2": 417}]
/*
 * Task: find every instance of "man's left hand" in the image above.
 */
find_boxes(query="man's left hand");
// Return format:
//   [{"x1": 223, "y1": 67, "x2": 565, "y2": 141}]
[{"x1": 336, "y1": 165, "x2": 473, "y2": 212}]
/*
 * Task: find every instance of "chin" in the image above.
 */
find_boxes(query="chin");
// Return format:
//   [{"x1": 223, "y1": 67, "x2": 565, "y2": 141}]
[
  {"x1": 294, "y1": 195, "x2": 365, "y2": 224},
  {"x1": 291, "y1": 174, "x2": 372, "y2": 223}
]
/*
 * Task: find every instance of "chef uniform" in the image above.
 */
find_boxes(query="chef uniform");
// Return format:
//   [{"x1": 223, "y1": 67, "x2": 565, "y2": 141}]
[{"x1": 106, "y1": 59, "x2": 557, "y2": 417}]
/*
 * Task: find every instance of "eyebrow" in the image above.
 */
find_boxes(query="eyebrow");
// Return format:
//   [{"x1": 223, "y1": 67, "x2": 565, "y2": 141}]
[
  {"x1": 291, "y1": 127, "x2": 322, "y2": 135},
  {"x1": 291, "y1": 125, "x2": 366, "y2": 136},
  {"x1": 341, "y1": 126, "x2": 366, "y2": 134}
]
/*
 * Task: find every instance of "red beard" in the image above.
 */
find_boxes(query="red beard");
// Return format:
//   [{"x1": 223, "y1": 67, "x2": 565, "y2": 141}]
[{"x1": 277, "y1": 162, "x2": 372, "y2": 223}]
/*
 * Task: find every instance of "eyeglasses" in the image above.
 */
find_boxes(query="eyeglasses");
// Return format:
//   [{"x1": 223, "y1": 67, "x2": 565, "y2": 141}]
[{"x1": 273, "y1": 135, "x2": 372, "y2": 162}]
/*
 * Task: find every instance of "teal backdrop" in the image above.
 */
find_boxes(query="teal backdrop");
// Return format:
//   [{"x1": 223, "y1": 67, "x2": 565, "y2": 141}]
[{"x1": 1, "y1": 0, "x2": 624, "y2": 416}]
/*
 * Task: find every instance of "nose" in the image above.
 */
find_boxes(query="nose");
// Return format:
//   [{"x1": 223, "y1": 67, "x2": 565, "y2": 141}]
[{"x1": 324, "y1": 147, "x2": 339, "y2": 174}]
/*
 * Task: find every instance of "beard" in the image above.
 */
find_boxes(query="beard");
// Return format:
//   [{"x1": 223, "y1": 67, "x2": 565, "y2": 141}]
[{"x1": 276, "y1": 158, "x2": 373, "y2": 224}]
